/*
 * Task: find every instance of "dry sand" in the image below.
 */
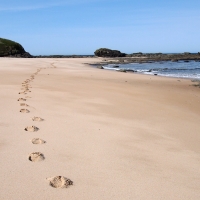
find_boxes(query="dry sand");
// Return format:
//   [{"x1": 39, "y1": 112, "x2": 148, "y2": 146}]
[{"x1": 0, "y1": 57, "x2": 200, "y2": 200}]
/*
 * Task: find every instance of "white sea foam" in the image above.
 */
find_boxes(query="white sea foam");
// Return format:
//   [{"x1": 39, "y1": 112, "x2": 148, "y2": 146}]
[{"x1": 102, "y1": 61, "x2": 200, "y2": 80}]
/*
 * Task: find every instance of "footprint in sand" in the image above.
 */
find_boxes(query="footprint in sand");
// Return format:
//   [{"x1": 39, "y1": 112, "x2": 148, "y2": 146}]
[
  {"x1": 18, "y1": 91, "x2": 27, "y2": 94},
  {"x1": 20, "y1": 103, "x2": 29, "y2": 107},
  {"x1": 31, "y1": 138, "x2": 46, "y2": 144},
  {"x1": 24, "y1": 89, "x2": 31, "y2": 92},
  {"x1": 47, "y1": 176, "x2": 73, "y2": 188},
  {"x1": 20, "y1": 109, "x2": 30, "y2": 113},
  {"x1": 29, "y1": 152, "x2": 45, "y2": 162},
  {"x1": 23, "y1": 82, "x2": 29, "y2": 84},
  {"x1": 18, "y1": 98, "x2": 26, "y2": 101},
  {"x1": 24, "y1": 126, "x2": 39, "y2": 132},
  {"x1": 21, "y1": 87, "x2": 28, "y2": 89},
  {"x1": 32, "y1": 117, "x2": 44, "y2": 122}
]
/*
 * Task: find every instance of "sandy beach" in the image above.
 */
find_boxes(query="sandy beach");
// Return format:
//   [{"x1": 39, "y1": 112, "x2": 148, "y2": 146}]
[{"x1": 0, "y1": 57, "x2": 200, "y2": 200}]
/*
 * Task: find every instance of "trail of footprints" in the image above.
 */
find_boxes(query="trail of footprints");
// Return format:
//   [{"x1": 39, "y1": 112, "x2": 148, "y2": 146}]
[{"x1": 18, "y1": 66, "x2": 73, "y2": 189}]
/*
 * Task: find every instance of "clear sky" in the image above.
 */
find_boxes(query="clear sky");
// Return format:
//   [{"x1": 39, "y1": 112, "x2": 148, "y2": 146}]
[{"x1": 0, "y1": 0, "x2": 200, "y2": 55}]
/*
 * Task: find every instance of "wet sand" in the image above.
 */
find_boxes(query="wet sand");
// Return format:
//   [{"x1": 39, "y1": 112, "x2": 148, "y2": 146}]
[{"x1": 0, "y1": 57, "x2": 200, "y2": 200}]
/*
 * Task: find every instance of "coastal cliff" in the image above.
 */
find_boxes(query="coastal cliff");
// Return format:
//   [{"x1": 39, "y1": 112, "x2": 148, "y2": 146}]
[{"x1": 0, "y1": 38, "x2": 32, "y2": 57}]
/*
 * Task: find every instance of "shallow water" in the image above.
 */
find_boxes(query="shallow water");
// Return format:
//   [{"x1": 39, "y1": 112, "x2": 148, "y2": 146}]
[{"x1": 103, "y1": 60, "x2": 200, "y2": 79}]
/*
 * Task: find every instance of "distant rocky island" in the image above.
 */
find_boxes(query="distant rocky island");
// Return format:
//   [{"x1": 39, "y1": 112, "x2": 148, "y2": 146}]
[
  {"x1": 0, "y1": 38, "x2": 32, "y2": 58},
  {"x1": 94, "y1": 48, "x2": 126, "y2": 57},
  {"x1": 94, "y1": 48, "x2": 200, "y2": 64}
]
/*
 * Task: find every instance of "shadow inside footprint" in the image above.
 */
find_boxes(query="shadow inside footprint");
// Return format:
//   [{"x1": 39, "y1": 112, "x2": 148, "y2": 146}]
[
  {"x1": 32, "y1": 117, "x2": 44, "y2": 122},
  {"x1": 20, "y1": 109, "x2": 30, "y2": 113},
  {"x1": 24, "y1": 126, "x2": 39, "y2": 132},
  {"x1": 29, "y1": 152, "x2": 45, "y2": 162},
  {"x1": 31, "y1": 138, "x2": 46, "y2": 144},
  {"x1": 20, "y1": 103, "x2": 29, "y2": 107},
  {"x1": 19, "y1": 92, "x2": 26, "y2": 94},
  {"x1": 47, "y1": 176, "x2": 73, "y2": 188},
  {"x1": 24, "y1": 90, "x2": 31, "y2": 92},
  {"x1": 18, "y1": 98, "x2": 26, "y2": 101}
]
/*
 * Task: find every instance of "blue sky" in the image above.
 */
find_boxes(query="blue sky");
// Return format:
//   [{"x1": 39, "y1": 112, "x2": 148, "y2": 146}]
[{"x1": 0, "y1": 0, "x2": 200, "y2": 55}]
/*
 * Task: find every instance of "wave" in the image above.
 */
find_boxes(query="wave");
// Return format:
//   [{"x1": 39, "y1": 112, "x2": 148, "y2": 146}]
[
  {"x1": 150, "y1": 67, "x2": 200, "y2": 71},
  {"x1": 102, "y1": 62, "x2": 200, "y2": 79}
]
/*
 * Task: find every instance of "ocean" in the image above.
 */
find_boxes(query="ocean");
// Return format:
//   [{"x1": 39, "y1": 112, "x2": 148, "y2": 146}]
[{"x1": 103, "y1": 60, "x2": 200, "y2": 79}]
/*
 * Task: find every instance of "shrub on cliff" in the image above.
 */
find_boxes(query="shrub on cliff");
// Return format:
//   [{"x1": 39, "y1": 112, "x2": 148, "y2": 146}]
[
  {"x1": 94, "y1": 48, "x2": 126, "y2": 57},
  {"x1": 0, "y1": 38, "x2": 31, "y2": 57}
]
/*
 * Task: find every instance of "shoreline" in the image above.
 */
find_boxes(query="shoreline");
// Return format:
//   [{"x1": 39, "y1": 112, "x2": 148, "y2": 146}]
[{"x1": 87, "y1": 61, "x2": 200, "y2": 82}]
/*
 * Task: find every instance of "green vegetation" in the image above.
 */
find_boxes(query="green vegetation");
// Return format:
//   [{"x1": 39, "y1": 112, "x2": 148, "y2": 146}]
[
  {"x1": 0, "y1": 38, "x2": 25, "y2": 57},
  {"x1": 94, "y1": 48, "x2": 126, "y2": 57}
]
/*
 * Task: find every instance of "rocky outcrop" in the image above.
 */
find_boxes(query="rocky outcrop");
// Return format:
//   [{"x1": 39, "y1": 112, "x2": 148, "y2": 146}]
[
  {"x1": 97, "y1": 66, "x2": 104, "y2": 69},
  {"x1": 171, "y1": 59, "x2": 179, "y2": 62},
  {"x1": 94, "y1": 48, "x2": 126, "y2": 57},
  {"x1": 117, "y1": 69, "x2": 127, "y2": 72},
  {"x1": 0, "y1": 38, "x2": 32, "y2": 57}
]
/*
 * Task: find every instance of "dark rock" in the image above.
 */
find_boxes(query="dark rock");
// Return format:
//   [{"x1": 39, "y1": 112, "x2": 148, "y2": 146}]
[
  {"x1": 97, "y1": 66, "x2": 104, "y2": 69},
  {"x1": 118, "y1": 69, "x2": 127, "y2": 73},
  {"x1": 94, "y1": 48, "x2": 126, "y2": 57},
  {"x1": 126, "y1": 69, "x2": 137, "y2": 72},
  {"x1": 171, "y1": 59, "x2": 178, "y2": 62},
  {"x1": 154, "y1": 74, "x2": 158, "y2": 76},
  {"x1": 128, "y1": 52, "x2": 143, "y2": 57}
]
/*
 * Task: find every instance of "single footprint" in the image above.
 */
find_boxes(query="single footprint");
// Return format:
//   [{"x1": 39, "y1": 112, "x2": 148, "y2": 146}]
[
  {"x1": 32, "y1": 117, "x2": 44, "y2": 122},
  {"x1": 24, "y1": 126, "x2": 39, "y2": 132},
  {"x1": 20, "y1": 103, "x2": 29, "y2": 107},
  {"x1": 47, "y1": 176, "x2": 73, "y2": 188},
  {"x1": 31, "y1": 138, "x2": 46, "y2": 144},
  {"x1": 18, "y1": 98, "x2": 26, "y2": 101},
  {"x1": 29, "y1": 152, "x2": 45, "y2": 162},
  {"x1": 20, "y1": 109, "x2": 30, "y2": 113},
  {"x1": 19, "y1": 92, "x2": 26, "y2": 94}
]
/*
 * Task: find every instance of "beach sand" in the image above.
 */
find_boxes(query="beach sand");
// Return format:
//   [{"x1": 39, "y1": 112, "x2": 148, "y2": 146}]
[{"x1": 0, "y1": 57, "x2": 200, "y2": 199}]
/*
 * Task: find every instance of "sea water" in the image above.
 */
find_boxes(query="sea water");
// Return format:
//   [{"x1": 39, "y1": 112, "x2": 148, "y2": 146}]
[{"x1": 103, "y1": 60, "x2": 200, "y2": 79}]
